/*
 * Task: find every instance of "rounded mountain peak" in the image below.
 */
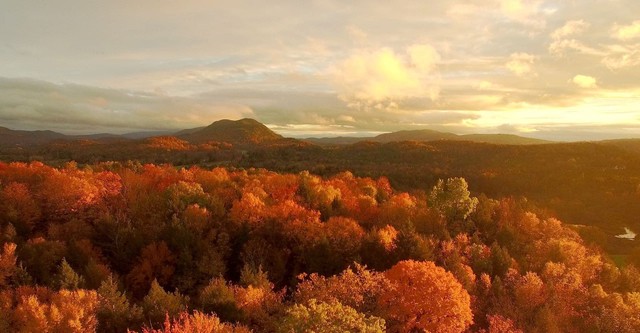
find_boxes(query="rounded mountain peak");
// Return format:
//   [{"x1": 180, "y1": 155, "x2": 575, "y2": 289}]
[{"x1": 182, "y1": 118, "x2": 283, "y2": 144}]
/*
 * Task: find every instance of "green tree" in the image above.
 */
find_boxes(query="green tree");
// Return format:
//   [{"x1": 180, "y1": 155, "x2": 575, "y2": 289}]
[
  {"x1": 278, "y1": 299, "x2": 385, "y2": 333},
  {"x1": 97, "y1": 276, "x2": 143, "y2": 332},
  {"x1": 56, "y1": 258, "x2": 85, "y2": 290},
  {"x1": 142, "y1": 279, "x2": 189, "y2": 327},
  {"x1": 200, "y1": 278, "x2": 242, "y2": 322},
  {"x1": 428, "y1": 177, "x2": 478, "y2": 221}
]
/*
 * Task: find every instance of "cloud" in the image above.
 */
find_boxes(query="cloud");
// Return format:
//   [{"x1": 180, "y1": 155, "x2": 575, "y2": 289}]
[
  {"x1": 408, "y1": 44, "x2": 441, "y2": 72},
  {"x1": 506, "y1": 53, "x2": 537, "y2": 76},
  {"x1": 334, "y1": 45, "x2": 440, "y2": 110},
  {"x1": 572, "y1": 75, "x2": 598, "y2": 88},
  {"x1": 612, "y1": 20, "x2": 640, "y2": 41},
  {"x1": 0, "y1": 77, "x2": 254, "y2": 134},
  {"x1": 548, "y1": 20, "x2": 601, "y2": 57},
  {"x1": 549, "y1": 39, "x2": 602, "y2": 56},
  {"x1": 498, "y1": 0, "x2": 545, "y2": 27},
  {"x1": 551, "y1": 20, "x2": 590, "y2": 40},
  {"x1": 2, "y1": 0, "x2": 640, "y2": 141},
  {"x1": 601, "y1": 47, "x2": 640, "y2": 69}
]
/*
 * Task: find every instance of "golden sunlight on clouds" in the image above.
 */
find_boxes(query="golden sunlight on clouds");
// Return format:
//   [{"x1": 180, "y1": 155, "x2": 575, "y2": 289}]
[
  {"x1": 465, "y1": 88, "x2": 640, "y2": 135},
  {"x1": 551, "y1": 20, "x2": 590, "y2": 40},
  {"x1": 408, "y1": 45, "x2": 440, "y2": 73},
  {"x1": 499, "y1": 0, "x2": 543, "y2": 26},
  {"x1": 548, "y1": 20, "x2": 598, "y2": 56},
  {"x1": 2, "y1": 0, "x2": 640, "y2": 139},
  {"x1": 572, "y1": 75, "x2": 598, "y2": 89},
  {"x1": 601, "y1": 46, "x2": 640, "y2": 69},
  {"x1": 506, "y1": 53, "x2": 537, "y2": 76},
  {"x1": 334, "y1": 45, "x2": 440, "y2": 110},
  {"x1": 612, "y1": 20, "x2": 640, "y2": 41}
]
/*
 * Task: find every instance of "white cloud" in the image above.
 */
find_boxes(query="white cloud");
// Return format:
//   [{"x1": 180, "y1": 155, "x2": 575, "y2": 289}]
[
  {"x1": 334, "y1": 45, "x2": 440, "y2": 110},
  {"x1": 612, "y1": 20, "x2": 640, "y2": 41},
  {"x1": 572, "y1": 75, "x2": 598, "y2": 88},
  {"x1": 506, "y1": 53, "x2": 537, "y2": 76}
]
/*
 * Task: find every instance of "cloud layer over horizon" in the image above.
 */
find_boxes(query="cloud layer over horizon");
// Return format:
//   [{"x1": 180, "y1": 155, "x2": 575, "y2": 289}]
[{"x1": 2, "y1": 0, "x2": 640, "y2": 140}]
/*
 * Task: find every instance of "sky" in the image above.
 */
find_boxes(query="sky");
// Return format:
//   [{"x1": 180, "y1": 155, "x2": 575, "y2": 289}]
[{"x1": 1, "y1": 0, "x2": 640, "y2": 140}]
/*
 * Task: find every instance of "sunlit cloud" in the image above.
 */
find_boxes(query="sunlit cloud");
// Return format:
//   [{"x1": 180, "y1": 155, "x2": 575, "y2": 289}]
[
  {"x1": 549, "y1": 39, "x2": 603, "y2": 56},
  {"x1": 499, "y1": 0, "x2": 545, "y2": 27},
  {"x1": 551, "y1": 20, "x2": 590, "y2": 40},
  {"x1": 572, "y1": 75, "x2": 598, "y2": 88},
  {"x1": 548, "y1": 20, "x2": 601, "y2": 57},
  {"x1": 506, "y1": 53, "x2": 537, "y2": 76},
  {"x1": 1, "y1": 0, "x2": 640, "y2": 140},
  {"x1": 601, "y1": 45, "x2": 640, "y2": 69},
  {"x1": 334, "y1": 45, "x2": 440, "y2": 110},
  {"x1": 612, "y1": 20, "x2": 640, "y2": 41}
]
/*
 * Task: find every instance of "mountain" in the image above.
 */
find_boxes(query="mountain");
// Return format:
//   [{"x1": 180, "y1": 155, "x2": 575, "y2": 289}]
[
  {"x1": 179, "y1": 118, "x2": 284, "y2": 144},
  {"x1": 0, "y1": 127, "x2": 67, "y2": 146},
  {"x1": 458, "y1": 133, "x2": 551, "y2": 145},
  {"x1": 305, "y1": 129, "x2": 550, "y2": 145},
  {"x1": 0, "y1": 127, "x2": 166, "y2": 146},
  {"x1": 303, "y1": 136, "x2": 370, "y2": 145},
  {"x1": 373, "y1": 129, "x2": 460, "y2": 142},
  {"x1": 174, "y1": 126, "x2": 206, "y2": 136},
  {"x1": 121, "y1": 130, "x2": 176, "y2": 139}
]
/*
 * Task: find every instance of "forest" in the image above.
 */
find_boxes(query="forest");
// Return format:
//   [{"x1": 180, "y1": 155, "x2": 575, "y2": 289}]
[
  {"x1": 1, "y1": 161, "x2": 639, "y2": 332},
  {"x1": 5, "y1": 132, "x2": 639, "y2": 255}
]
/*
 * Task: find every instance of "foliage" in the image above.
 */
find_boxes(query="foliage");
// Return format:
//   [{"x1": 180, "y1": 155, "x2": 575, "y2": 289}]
[
  {"x1": 142, "y1": 279, "x2": 189, "y2": 327},
  {"x1": 278, "y1": 299, "x2": 385, "y2": 333},
  {"x1": 0, "y1": 162, "x2": 636, "y2": 332},
  {"x1": 378, "y1": 260, "x2": 473, "y2": 332},
  {"x1": 138, "y1": 311, "x2": 251, "y2": 333},
  {"x1": 429, "y1": 177, "x2": 479, "y2": 221}
]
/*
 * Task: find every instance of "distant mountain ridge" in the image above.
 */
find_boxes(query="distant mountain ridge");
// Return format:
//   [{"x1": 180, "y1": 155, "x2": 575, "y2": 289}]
[
  {"x1": 0, "y1": 119, "x2": 613, "y2": 148},
  {"x1": 0, "y1": 127, "x2": 67, "y2": 146},
  {"x1": 306, "y1": 129, "x2": 550, "y2": 145},
  {"x1": 0, "y1": 118, "x2": 287, "y2": 147}
]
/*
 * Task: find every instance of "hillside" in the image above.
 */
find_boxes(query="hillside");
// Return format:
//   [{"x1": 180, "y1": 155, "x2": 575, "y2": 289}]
[{"x1": 600, "y1": 138, "x2": 640, "y2": 156}]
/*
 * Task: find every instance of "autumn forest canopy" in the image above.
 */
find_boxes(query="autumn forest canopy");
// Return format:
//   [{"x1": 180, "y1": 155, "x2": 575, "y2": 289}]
[
  {"x1": 0, "y1": 160, "x2": 639, "y2": 332},
  {"x1": 6, "y1": 0, "x2": 640, "y2": 330}
]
